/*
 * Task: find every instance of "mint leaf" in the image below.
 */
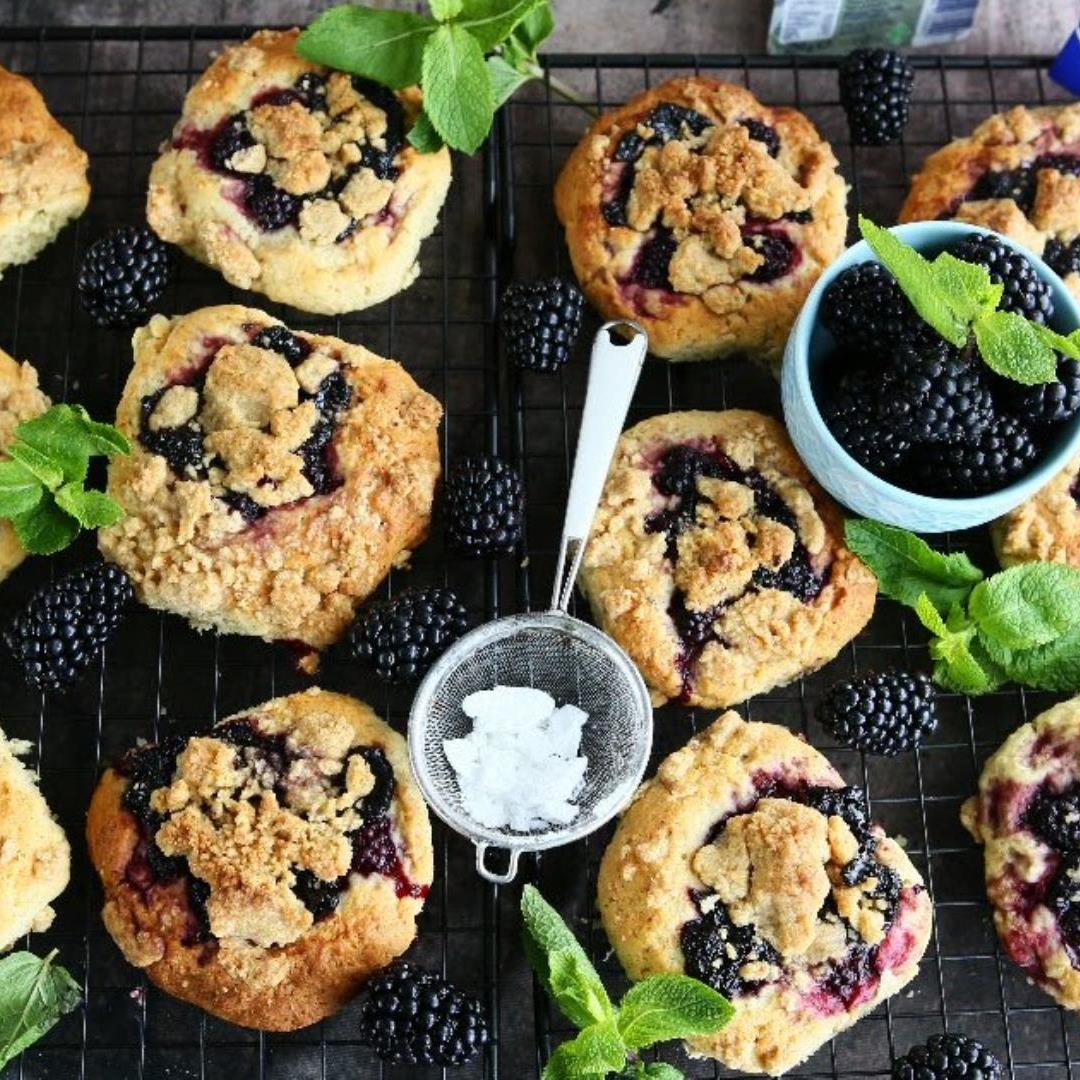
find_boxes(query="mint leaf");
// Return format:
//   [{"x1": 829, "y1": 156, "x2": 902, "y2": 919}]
[
  {"x1": 11, "y1": 500, "x2": 79, "y2": 556},
  {"x1": 15, "y1": 406, "x2": 92, "y2": 483},
  {"x1": 430, "y1": 0, "x2": 464, "y2": 18},
  {"x1": 1031, "y1": 322, "x2": 1080, "y2": 361},
  {"x1": 616, "y1": 974, "x2": 732, "y2": 1050},
  {"x1": 54, "y1": 483, "x2": 124, "y2": 530},
  {"x1": 986, "y1": 625, "x2": 1080, "y2": 692},
  {"x1": 408, "y1": 110, "x2": 445, "y2": 152},
  {"x1": 488, "y1": 54, "x2": 531, "y2": 108},
  {"x1": 511, "y1": 0, "x2": 555, "y2": 51},
  {"x1": 968, "y1": 563, "x2": 1080, "y2": 650},
  {"x1": 542, "y1": 1023, "x2": 626, "y2": 1080},
  {"x1": 459, "y1": 0, "x2": 546, "y2": 51},
  {"x1": 928, "y1": 252, "x2": 1003, "y2": 324},
  {"x1": 0, "y1": 461, "x2": 43, "y2": 519},
  {"x1": 6, "y1": 442, "x2": 63, "y2": 491},
  {"x1": 548, "y1": 948, "x2": 616, "y2": 1029},
  {"x1": 643, "y1": 1065, "x2": 685, "y2": 1080},
  {"x1": 297, "y1": 6, "x2": 437, "y2": 89},
  {"x1": 844, "y1": 519, "x2": 983, "y2": 613},
  {"x1": 973, "y1": 309, "x2": 1058, "y2": 385},
  {"x1": 71, "y1": 406, "x2": 130, "y2": 457},
  {"x1": 858, "y1": 217, "x2": 968, "y2": 346},
  {"x1": 422, "y1": 23, "x2": 495, "y2": 153},
  {"x1": 0, "y1": 951, "x2": 81, "y2": 1069},
  {"x1": 914, "y1": 592, "x2": 949, "y2": 637}
]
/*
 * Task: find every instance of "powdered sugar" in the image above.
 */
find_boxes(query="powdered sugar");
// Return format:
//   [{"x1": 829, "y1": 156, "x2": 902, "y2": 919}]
[{"x1": 444, "y1": 686, "x2": 589, "y2": 832}]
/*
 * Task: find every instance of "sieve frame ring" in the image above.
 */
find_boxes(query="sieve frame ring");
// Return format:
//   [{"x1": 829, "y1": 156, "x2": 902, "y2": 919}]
[{"x1": 408, "y1": 610, "x2": 654, "y2": 861}]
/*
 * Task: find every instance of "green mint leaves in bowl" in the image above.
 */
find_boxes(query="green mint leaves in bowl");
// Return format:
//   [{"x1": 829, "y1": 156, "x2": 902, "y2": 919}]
[
  {"x1": 781, "y1": 218, "x2": 1080, "y2": 532},
  {"x1": 0, "y1": 404, "x2": 130, "y2": 555},
  {"x1": 298, "y1": 0, "x2": 585, "y2": 155},
  {"x1": 847, "y1": 518, "x2": 1080, "y2": 695},
  {"x1": 522, "y1": 885, "x2": 733, "y2": 1079}
]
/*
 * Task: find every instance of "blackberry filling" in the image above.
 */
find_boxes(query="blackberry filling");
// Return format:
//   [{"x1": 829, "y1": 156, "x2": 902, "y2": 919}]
[
  {"x1": 964, "y1": 153, "x2": 1080, "y2": 216},
  {"x1": 139, "y1": 388, "x2": 207, "y2": 478},
  {"x1": 209, "y1": 113, "x2": 256, "y2": 173},
  {"x1": 250, "y1": 324, "x2": 312, "y2": 365},
  {"x1": 739, "y1": 118, "x2": 780, "y2": 157},
  {"x1": 682, "y1": 782, "x2": 903, "y2": 1004},
  {"x1": 245, "y1": 173, "x2": 303, "y2": 232},
  {"x1": 626, "y1": 228, "x2": 678, "y2": 290},
  {"x1": 745, "y1": 233, "x2": 798, "y2": 283}
]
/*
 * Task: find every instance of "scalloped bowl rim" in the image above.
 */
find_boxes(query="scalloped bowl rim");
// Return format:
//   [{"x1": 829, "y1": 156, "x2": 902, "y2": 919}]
[{"x1": 782, "y1": 221, "x2": 1080, "y2": 523}]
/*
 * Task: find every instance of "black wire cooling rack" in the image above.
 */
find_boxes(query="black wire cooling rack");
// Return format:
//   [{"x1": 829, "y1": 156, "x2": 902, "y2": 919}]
[{"x1": 0, "y1": 27, "x2": 1077, "y2": 1080}]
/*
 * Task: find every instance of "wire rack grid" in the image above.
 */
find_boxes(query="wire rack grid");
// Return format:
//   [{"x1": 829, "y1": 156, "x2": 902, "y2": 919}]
[{"x1": 0, "y1": 25, "x2": 1075, "y2": 1080}]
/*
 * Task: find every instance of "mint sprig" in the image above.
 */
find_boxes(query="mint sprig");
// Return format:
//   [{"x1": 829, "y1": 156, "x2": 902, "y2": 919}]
[
  {"x1": 847, "y1": 519, "x2": 1080, "y2": 694},
  {"x1": 0, "y1": 950, "x2": 81, "y2": 1070},
  {"x1": 522, "y1": 886, "x2": 733, "y2": 1079},
  {"x1": 0, "y1": 404, "x2": 130, "y2": 555},
  {"x1": 858, "y1": 217, "x2": 1080, "y2": 386},
  {"x1": 298, "y1": 0, "x2": 580, "y2": 155}
]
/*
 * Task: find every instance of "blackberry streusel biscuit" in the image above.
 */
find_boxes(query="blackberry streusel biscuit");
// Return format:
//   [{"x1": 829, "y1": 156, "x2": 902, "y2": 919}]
[
  {"x1": 0, "y1": 726, "x2": 70, "y2": 952},
  {"x1": 554, "y1": 78, "x2": 847, "y2": 368},
  {"x1": 598, "y1": 714, "x2": 932, "y2": 1075},
  {"x1": 962, "y1": 697, "x2": 1080, "y2": 1012},
  {"x1": 579, "y1": 411, "x2": 876, "y2": 708},
  {"x1": 0, "y1": 66, "x2": 90, "y2": 277},
  {"x1": 147, "y1": 29, "x2": 451, "y2": 315},
  {"x1": 900, "y1": 104, "x2": 1080, "y2": 300},
  {"x1": 992, "y1": 452, "x2": 1080, "y2": 568},
  {"x1": 0, "y1": 348, "x2": 50, "y2": 584},
  {"x1": 97, "y1": 305, "x2": 442, "y2": 649},
  {"x1": 86, "y1": 688, "x2": 433, "y2": 1030}
]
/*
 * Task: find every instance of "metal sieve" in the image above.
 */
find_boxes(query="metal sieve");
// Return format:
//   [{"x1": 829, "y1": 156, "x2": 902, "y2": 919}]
[{"x1": 409, "y1": 322, "x2": 653, "y2": 883}]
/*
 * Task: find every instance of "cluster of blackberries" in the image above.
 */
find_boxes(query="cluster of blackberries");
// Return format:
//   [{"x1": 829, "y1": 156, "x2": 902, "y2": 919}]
[
  {"x1": 819, "y1": 235, "x2": 1072, "y2": 497},
  {"x1": 819, "y1": 670, "x2": 938, "y2": 756}
]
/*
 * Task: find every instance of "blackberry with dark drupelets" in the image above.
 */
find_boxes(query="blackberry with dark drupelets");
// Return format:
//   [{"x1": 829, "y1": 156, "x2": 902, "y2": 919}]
[
  {"x1": 996, "y1": 356, "x2": 1080, "y2": 429},
  {"x1": 444, "y1": 455, "x2": 524, "y2": 558},
  {"x1": 914, "y1": 415, "x2": 1038, "y2": 497},
  {"x1": 946, "y1": 233, "x2": 1053, "y2": 324},
  {"x1": 500, "y1": 277, "x2": 584, "y2": 373},
  {"x1": 892, "y1": 1033, "x2": 1003, "y2": 1080},
  {"x1": 839, "y1": 48, "x2": 915, "y2": 146},
  {"x1": 357, "y1": 963, "x2": 489, "y2": 1067},
  {"x1": 5, "y1": 563, "x2": 134, "y2": 691},
  {"x1": 739, "y1": 118, "x2": 780, "y2": 157},
  {"x1": 820, "y1": 262, "x2": 922, "y2": 349},
  {"x1": 77, "y1": 225, "x2": 173, "y2": 329},
  {"x1": 819, "y1": 670, "x2": 938, "y2": 755}
]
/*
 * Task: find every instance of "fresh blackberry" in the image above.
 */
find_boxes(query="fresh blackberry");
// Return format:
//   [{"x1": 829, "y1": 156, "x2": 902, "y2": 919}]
[
  {"x1": 887, "y1": 339, "x2": 995, "y2": 445},
  {"x1": 209, "y1": 113, "x2": 255, "y2": 173},
  {"x1": 820, "y1": 262, "x2": 921, "y2": 349},
  {"x1": 947, "y1": 233, "x2": 1053, "y2": 324},
  {"x1": 444, "y1": 455, "x2": 524, "y2": 558},
  {"x1": 500, "y1": 277, "x2": 584, "y2": 373},
  {"x1": 839, "y1": 48, "x2": 915, "y2": 146},
  {"x1": 357, "y1": 963, "x2": 489, "y2": 1067},
  {"x1": 77, "y1": 225, "x2": 172, "y2": 329},
  {"x1": 5, "y1": 563, "x2": 134, "y2": 691},
  {"x1": 1024, "y1": 786, "x2": 1080, "y2": 854},
  {"x1": 646, "y1": 103, "x2": 712, "y2": 142},
  {"x1": 997, "y1": 356, "x2": 1080, "y2": 429},
  {"x1": 628, "y1": 227, "x2": 678, "y2": 289},
  {"x1": 292, "y1": 868, "x2": 341, "y2": 920},
  {"x1": 745, "y1": 233, "x2": 796, "y2": 283},
  {"x1": 739, "y1": 118, "x2": 780, "y2": 157},
  {"x1": 892, "y1": 1033, "x2": 1003, "y2": 1080},
  {"x1": 245, "y1": 174, "x2": 302, "y2": 231},
  {"x1": 681, "y1": 898, "x2": 782, "y2": 997},
  {"x1": 915, "y1": 415, "x2": 1038, "y2": 496},
  {"x1": 139, "y1": 388, "x2": 206, "y2": 476},
  {"x1": 819, "y1": 670, "x2": 937, "y2": 756},
  {"x1": 969, "y1": 166, "x2": 1036, "y2": 212},
  {"x1": 251, "y1": 325, "x2": 311, "y2": 364},
  {"x1": 350, "y1": 587, "x2": 469, "y2": 684},
  {"x1": 1044, "y1": 237, "x2": 1080, "y2": 279},
  {"x1": 821, "y1": 367, "x2": 910, "y2": 478}
]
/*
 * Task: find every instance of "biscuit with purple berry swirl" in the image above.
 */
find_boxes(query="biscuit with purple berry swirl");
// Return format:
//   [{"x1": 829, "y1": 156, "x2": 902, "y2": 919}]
[
  {"x1": 86, "y1": 688, "x2": 433, "y2": 1030},
  {"x1": 97, "y1": 304, "x2": 442, "y2": 652},
  {"x1": 554, "y1": 77, "x2": 847, "y2": 369},
  {"x1": 579, "y1": 410, "x2": 876, "y2": 709},
  {"x1": 146, "y1": 29, "x2": 451, "y2": 315},
  {"x1": 963, "y1": 696, "x2": 1080, "y2": 1013},
  {"x1": 598, "y1": 713, "x2": 932, "y2": 1076}
]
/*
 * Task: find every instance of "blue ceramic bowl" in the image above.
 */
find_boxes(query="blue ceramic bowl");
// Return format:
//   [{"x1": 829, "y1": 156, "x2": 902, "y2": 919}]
[{"x1": 781, "y1": 221, "x2": 1080, "y2": 532}]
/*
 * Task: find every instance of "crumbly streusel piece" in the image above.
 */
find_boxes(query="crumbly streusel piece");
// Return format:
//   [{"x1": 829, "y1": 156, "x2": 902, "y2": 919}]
[
  {"x1": 598, "y1": 713, "x2": 933, "y2": 1075},
  {"x1": 0, "y1": 65, "x2": 90, "y2": 277},
  {"x1": 86, "y1": 687, "x2": 433, "y2": 1030},
  {"x1": 146, "y1": 29, "x2": 451, "y2": 315},
  {"x1": 579, "y1": 410, "x2": 876, "y2": 708},
  {"x1": 555, "y1": 77, "x2": 847, "y2": 369},
  {"x1": 992, "y1": 452, "x2": 1080, "y2": 568},
  {"x1": 98, "y1": 304, "x2": 442, "y2": 649}
]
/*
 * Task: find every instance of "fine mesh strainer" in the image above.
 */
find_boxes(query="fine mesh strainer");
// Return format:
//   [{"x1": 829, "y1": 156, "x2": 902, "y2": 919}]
[{"x1": 409, "y1": 322, "x2": 653, "y2": 883}]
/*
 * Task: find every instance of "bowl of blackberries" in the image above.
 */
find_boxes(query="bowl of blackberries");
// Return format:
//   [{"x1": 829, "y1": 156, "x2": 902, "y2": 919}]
[{"x1": 781, "y1": 220, "x2": 1080, "y2": 532}]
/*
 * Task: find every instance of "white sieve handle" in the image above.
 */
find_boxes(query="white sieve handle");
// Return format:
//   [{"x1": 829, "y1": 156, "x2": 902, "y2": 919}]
[
  {"x1": 475, "y1": 843, "x2": 522, "y2": 884},
  {"x1": 550, "y1": 321, "x2": 648, "y2": 612}
]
